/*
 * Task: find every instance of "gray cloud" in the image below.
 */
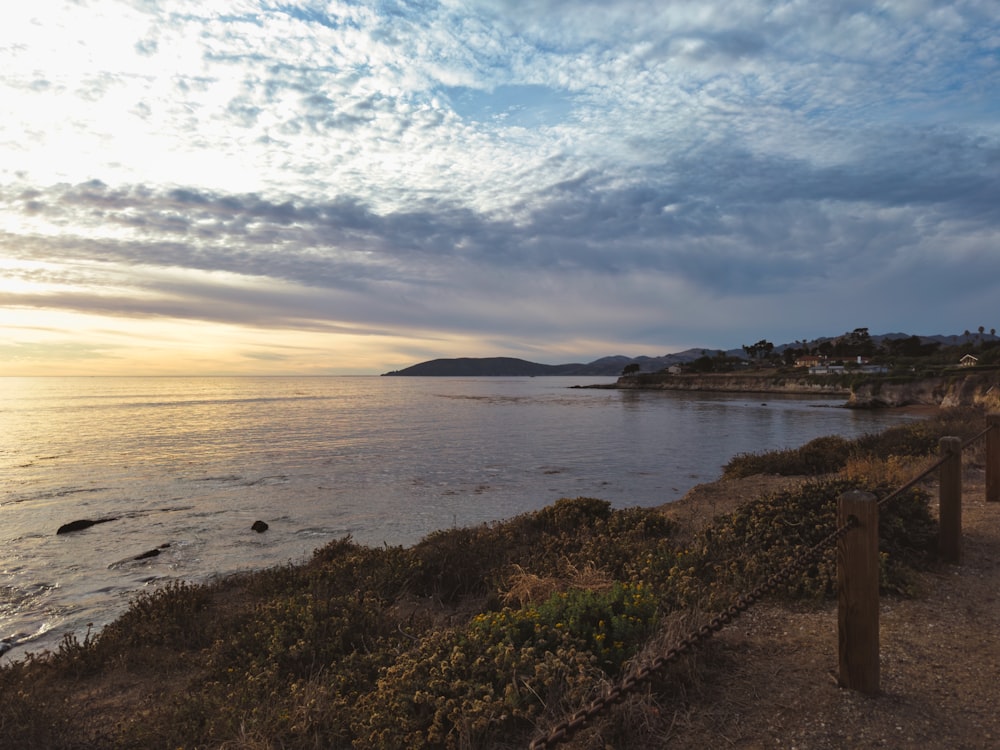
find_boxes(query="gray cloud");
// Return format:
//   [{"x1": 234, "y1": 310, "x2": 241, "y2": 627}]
[
  {"x1": 4, "y1": 111, "x2": 998, "y2": 351},
  {"x1": 2, "y1": 0, "x2": 999, "y2": 366}
]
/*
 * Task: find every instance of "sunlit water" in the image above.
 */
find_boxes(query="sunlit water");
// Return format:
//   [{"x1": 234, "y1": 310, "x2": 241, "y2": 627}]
[{"x1": 1, "y1": 376, "x2": 915, "y2": 659}]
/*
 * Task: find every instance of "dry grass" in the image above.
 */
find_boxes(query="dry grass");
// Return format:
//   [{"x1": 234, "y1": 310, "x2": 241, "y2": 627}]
[
  {"x1": 841, "y1": 453, "x2": 935, "y2": 487},
  {"x1": 502, "y1": 561, "x2": 614, "y2": 607}
]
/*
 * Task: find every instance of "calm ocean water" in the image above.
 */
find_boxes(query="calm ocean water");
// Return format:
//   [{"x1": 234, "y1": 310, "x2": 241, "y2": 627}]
[{"x1": 1, "y1": 376, "x2": 914, "y2": 659}]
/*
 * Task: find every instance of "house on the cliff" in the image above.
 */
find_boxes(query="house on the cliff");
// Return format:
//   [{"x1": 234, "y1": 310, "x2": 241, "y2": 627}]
[
  {"x1": 808, "y1": 355, "x2": 888, "y2": 375},
  {"x1": 960, "y1": 354, "x2": 979, "y2": 367},
  {"x1": 795, "y1": 355, "x2": 823, "y2": 369}
]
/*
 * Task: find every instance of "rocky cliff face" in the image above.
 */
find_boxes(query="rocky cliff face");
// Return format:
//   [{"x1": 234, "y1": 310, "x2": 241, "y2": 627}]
[
  {"x1": 614, "y1": 371, "x2": 1000, "y2": 409},
  {"x1": 848, "y1": 372, "x2": 1000, "y2": 409},
  {"x1": 614, "y1": 373, "x2": 851, "y2": 397}
]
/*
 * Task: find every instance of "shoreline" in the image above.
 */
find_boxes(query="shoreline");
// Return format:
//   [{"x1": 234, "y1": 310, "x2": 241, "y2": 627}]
[{"x1": 579, "y1": 370, "x2": 1000, "y2": 410}]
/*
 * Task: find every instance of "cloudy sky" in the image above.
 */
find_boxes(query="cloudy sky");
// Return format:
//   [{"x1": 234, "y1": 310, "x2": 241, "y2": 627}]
[{"x1": 2, "y1": 0, "x2": 998, "y2": 375}]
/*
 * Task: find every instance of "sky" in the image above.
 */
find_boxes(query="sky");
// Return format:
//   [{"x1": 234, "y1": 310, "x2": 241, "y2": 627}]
[{"x1": 2, "y1": 0, "x2": 999, "y2": 375}]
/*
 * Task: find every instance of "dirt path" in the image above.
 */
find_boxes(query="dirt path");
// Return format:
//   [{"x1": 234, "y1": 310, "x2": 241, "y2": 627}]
[{"x1": 662, "y1": 471, "x2": 1000, "y2": 749}]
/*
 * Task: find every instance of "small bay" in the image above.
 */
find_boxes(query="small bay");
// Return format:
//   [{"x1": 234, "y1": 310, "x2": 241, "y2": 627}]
[{"x1": 0, "y1": 376, "x2": 914, "y2": 658}]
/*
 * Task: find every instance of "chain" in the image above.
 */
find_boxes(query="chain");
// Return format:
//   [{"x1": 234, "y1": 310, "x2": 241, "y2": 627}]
[
  {"x1": 531, "y1": 419, "x2": 997, "y2": 748},
  {"x1": 963, "y1": 424, "x2": 993, "y2": 450},
  {"x1": 877, "y1": 453, "x2": 949, "y2": 507},
  {"x1": 879, "y1": 421, "x2": 994, "y2": 508},
  {"x1": 528, "y1": 517, "x2": 858, "y2": 749}
]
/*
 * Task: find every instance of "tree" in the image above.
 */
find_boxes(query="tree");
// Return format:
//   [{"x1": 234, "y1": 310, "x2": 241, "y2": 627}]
[
  {"x1": 833, "y1": 328, "x2": 874, "y2": 358},
  {"x1": 887, "y1": 335, "x2": 926, "y2": 358},
  {"x1": 742, "y1": 339, "x2": 775, "y2": 361},
  {"x1": 621, "y1": 363, "x2": 641, "y2": 377},
  {"x1": 688, "y1": 355, "x2": 716, "y2": 373},
  {"x1": 848, "y1": 327, "x2": 873, "y2": 355}
]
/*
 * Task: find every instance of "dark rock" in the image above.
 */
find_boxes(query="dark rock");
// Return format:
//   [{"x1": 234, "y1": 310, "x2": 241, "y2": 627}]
[
  {"x1": 0, "y1": 633, "x2": 26, "y2": 655},
  {"x1": 133, "y1": 543, "x2": 171, "y2": 561},
  {"x1": 251, "y1": 520, "x2": 269, "y2": 533},
  {"x1": 56, "y1": 517, "x2": 119, "y2": 535}
]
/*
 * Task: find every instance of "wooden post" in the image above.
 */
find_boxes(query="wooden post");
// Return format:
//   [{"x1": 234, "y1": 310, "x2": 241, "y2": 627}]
[
  {"x1": 938, "y1": 436, "x2": 962, "y2": 564},
  {"x1": 838, "y1": 490, "x2": 880, "y2": 695},
  {"x1": 988, "y1": 414, "x2": 1000, "y2": 504}
]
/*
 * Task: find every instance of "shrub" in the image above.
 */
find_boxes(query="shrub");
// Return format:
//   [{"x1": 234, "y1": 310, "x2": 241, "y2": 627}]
[
  {"x1": 351, "y1": 582, "x2": 657, "y2": 749},
  {"x1": 724, "y1": 435, "x2": 853, "y2": 478},
  {"x1": 96, "y1": 580, "x2": 215, "y2": 653},
  {"x1": 531, "y1": 495, "x2": 613, "y2": 530},
  {"x1": 724, "y1": 406, "x2": 989, "y2": 479},
  {"x1": 680, "y1": 478, "x2": 936, "y2": 605},
  {"x1": 407, "y1": 498, "x2": 678, "y2": 603}
]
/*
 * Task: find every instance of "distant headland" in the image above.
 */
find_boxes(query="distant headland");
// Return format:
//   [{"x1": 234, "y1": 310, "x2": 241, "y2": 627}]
[{"x1": 381, "y1": 355, "x2": 667, "y2": 377}]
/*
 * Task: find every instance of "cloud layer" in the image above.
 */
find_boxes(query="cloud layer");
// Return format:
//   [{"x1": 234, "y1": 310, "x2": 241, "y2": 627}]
[{"x1": 2, "y1": 0, "x2": 999, "y2": 373}]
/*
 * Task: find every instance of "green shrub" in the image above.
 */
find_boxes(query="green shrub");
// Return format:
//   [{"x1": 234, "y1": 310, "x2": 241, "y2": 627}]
[
  {"x1": 681, "y1": 478, "x2": 936, "y2": 604},
  {"x1": 350, "y1": 583, "x2": 658, "y2": 750},
  {"x1": 351, "y1": 622, "x2": 598, "y2": 749},
  {"x1": 533, "y1": 583, "x2": 659, "y2": 672}
]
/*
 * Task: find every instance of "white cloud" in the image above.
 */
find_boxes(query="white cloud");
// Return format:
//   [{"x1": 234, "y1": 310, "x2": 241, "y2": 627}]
[{"x1": 1, "y1": 0, "x2": 999, "y2": 373}]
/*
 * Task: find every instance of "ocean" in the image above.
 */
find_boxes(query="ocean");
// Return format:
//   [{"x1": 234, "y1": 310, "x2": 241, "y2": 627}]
[{"x1": 1, "y1": 376, "x2": 915, "y2": 659}]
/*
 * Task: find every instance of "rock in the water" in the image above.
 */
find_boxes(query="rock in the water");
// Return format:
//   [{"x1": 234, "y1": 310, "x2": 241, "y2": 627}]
[
  {"x1": 251, "y1": 520, "x2": 269, "y2": 533},
  {"x1": 0, "y1": 635, "x2": 24, "y2": 655},
  {"x1": 56, "y1": 517, "x2": 119, "y2": 535},
  {"x1": 134, "y1": 548, "x2": 161, "y2": 560}
]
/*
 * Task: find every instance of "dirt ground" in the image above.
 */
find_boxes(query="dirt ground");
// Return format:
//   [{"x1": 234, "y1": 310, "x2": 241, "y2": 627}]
[{"x1": 652, "y1": 469, "x2": 1000, "y2": 749}]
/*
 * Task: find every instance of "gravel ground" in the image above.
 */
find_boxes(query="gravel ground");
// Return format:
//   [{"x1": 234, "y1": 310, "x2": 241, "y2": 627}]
[{"x1": 647, "y1": 469, "x2": 1000, "y2": 749}]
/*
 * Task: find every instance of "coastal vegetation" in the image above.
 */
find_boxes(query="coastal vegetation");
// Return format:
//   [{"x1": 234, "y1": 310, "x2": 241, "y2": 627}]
[
  {"x1": 627, "y1": 327, "x2": 1000, "y2": 379},
  {"x1": 0, "y1": 407, "x2": 992, "y2": 748},
  {"x1": 617, "y1": 330, "x2": 1000, "y2": 409}
]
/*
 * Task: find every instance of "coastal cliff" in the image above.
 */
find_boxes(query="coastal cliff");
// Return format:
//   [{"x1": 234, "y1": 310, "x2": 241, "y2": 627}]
[
  {"x1": 611, "y1": 370, "x2": 1000, "y2": 409},
  {"x1": 612, "y1": 372, "x2": 851, "y2": 397},
  {"x1": 848, "y1": 371, "x2": 1000, "y2": 409}
]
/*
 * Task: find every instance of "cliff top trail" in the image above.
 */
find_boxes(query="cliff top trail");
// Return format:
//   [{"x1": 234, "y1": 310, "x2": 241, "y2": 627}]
[{"x1": 652, "y1": 468, "x2": 1000, "y2": 748}]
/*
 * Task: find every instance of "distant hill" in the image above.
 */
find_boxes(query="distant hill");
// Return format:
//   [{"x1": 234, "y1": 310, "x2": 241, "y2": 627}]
[
  {"x1": 382, "y1": 351, "x2": 711, "y2": 376},
  {"x1": 381, "y1": 331, "x2": 999, "y2": 377},
  {"x1": 382, "y1": 357, "x2": 584, "y2": 376}
]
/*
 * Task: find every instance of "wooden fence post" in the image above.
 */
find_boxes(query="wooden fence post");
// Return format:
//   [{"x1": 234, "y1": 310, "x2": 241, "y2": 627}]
[
  {"x1": 988, "y1": 414, "x2": 1000, "y2": 504},
  {"x1": 838, "y1": 490, "x2": 880, "y2": 695},
  {"x1": 938, "y1": 436, "x2": 963, "y2": 564}
]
